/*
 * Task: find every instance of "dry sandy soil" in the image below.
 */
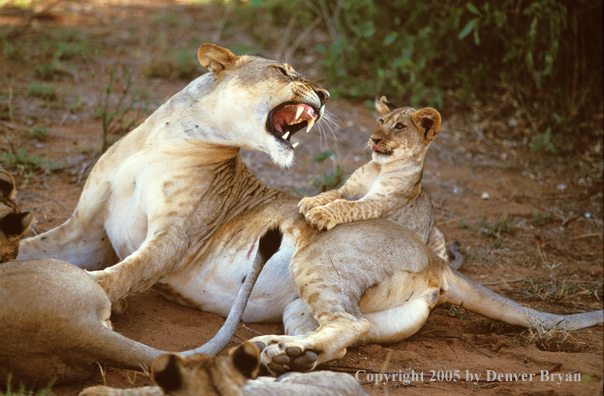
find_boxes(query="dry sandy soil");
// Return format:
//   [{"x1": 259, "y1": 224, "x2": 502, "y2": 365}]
[{"x1": 1, "y1": 1, "x2": 603, "y2": 395}]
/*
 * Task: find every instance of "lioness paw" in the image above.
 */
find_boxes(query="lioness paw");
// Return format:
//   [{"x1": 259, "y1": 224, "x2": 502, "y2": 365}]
[
  {"x1": 305, "y1": 207, "x2": 337, "y2": 231},
  {"x1": 263, "y1": 343, "x2": 318, "y2": 374}
]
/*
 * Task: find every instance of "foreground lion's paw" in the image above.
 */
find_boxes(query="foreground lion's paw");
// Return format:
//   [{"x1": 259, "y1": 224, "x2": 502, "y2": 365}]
[
  {"x1": 262, "y1": 343, "x2": 318, "y2": 374},
  {"x1": 305, "y1": 207, "x2": 337, "y2": 231}
]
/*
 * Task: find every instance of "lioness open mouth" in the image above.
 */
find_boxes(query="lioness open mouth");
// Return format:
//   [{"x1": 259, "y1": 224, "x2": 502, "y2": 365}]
[{"x1": 267, "y1": 102, "x2": 319, "y2": 149}]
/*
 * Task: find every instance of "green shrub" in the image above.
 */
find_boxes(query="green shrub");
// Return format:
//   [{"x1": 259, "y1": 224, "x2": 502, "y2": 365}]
[{"x1": 234, "y1": 0, "x2": 603, "y2": 151}]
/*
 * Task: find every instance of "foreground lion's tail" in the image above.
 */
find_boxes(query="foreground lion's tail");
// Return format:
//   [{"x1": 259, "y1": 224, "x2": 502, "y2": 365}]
[{"x1": 441, "y1": 267, "x2": 603, "y2": 330}]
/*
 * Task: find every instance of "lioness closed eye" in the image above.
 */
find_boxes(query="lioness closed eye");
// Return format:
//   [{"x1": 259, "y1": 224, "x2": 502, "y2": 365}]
[{"x1": 299, "y1": 97, "x2": 461, "y2": 268}]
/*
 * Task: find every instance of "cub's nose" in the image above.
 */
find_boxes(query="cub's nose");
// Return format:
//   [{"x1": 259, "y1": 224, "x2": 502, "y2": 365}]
[
  {"x1": 313, "y1": 87, "x2": 330, "y2": 106},
  {"x1": 371, "y1": 137, "x2": 382, "y2": 144}
]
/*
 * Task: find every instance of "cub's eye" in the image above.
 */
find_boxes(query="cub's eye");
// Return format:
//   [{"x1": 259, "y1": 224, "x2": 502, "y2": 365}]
[
  {"x1": 395, "y1": 123, "x2": 406, "y2": 130},
  {"x1": 378, "y1": 119, "x2": 384, "y2": 125}
]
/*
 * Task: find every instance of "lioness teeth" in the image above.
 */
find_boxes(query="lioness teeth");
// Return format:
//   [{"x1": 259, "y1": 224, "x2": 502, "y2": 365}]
[
  {"x1": 292, "y1": 142, "x2": 299, "y2": 148},
  {"x1": 295, "y1": 105, "x2": 304, "y2": 120},
  {"x1": 306, "y1": 117, "x2": 315, "y2": 132},
  {"x1": 283, "y1": 132, "x2": 290, "y2": 140}
]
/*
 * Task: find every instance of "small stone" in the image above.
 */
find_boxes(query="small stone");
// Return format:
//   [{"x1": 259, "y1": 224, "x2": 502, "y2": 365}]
[{"x1": 481, "y1": 192, "x2": 490, "y2": 200}]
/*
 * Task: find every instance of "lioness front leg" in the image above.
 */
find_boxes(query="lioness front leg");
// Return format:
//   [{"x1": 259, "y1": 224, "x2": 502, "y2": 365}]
[
  {"x1": 305, "y1": 199, "x2": 382, "y2": 231},
  {"x1": 297, "y1": 190, "x2": 342, "y2": 216},
  {"x1": 91, "y1": 226, "x2": 187, "y2": 302}
]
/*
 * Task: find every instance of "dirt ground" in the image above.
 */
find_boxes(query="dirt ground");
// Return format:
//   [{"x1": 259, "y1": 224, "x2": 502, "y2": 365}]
[{"x1": 1, "y1": 1, "x2": 602, "y2": 395}]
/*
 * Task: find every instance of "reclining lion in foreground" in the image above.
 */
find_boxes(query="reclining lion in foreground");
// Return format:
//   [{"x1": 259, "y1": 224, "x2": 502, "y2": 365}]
[{"x1": 13, "y1": 44, "x2": 603, "y2": 383}]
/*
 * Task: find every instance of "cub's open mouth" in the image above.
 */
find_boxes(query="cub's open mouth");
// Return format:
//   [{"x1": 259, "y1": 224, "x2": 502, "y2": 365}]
[
  {"x1": 371, "y1": 144, "x2": 393, "y2": 156},
  {"x1": 267, "y1": 102, "x2": 319, "y2": 149}
]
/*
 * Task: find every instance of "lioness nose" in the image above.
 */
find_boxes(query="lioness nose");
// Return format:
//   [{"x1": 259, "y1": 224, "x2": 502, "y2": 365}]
[
  {"x1": 314, "y1": 88, "x2": 330, "y2": 106},
  {"x1": 371, "y1": 137, "x2": 382, "y2": 144}
]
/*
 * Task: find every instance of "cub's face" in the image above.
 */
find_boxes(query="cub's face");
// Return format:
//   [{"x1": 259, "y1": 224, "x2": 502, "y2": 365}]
[
  {"x1": 152, "y1": 342, "x2": 260, "y2": 396},
  {"x1": 197, "y1": 44, "x2": 330, "y2": 168},
  {"x1": 369, "y1": 97, "x2": 441, "y2": 164}
]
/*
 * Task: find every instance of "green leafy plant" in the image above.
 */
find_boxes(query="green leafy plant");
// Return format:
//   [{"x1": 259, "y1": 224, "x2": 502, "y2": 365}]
[
  {"x1": 0, "y1": 149, "x2": 61, "y2": 174},
  {"x1": 1, "y1": 375, "x2": 54, "y2": 396},
  {"x1": 311, "y1": 164, "x2": 345, "y2": 192},
  {"x1": 233, "y1": 0, "x2": 602, "y2": 151},
  {"x1": 27, "y1": 82, "x2": 60, "y2": 101},
  {"x1": 95, "y1": 67, "x2": 150, "y2": 152}
]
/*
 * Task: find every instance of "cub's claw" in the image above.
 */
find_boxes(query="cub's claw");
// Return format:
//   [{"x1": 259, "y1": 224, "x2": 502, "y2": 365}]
[
  {"x1": 298, "y1": 197, "x2": 321, "y2": 215},
  {"x1": 305, "y1": 207, "x2": 337, "y2": 231}
]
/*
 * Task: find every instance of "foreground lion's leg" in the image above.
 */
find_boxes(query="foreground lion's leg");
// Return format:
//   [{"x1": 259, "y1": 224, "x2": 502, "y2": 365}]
[{"x1": 91, "y1": 226, "x2": 188, "y2": 302}]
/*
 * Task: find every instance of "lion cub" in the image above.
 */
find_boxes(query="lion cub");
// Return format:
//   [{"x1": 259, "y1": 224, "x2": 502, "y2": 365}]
[
  {"x1": 80, "y1": 342, "x2": 368, "y2": 396},
  {"x1": 0, "y1": 170, "x2": 33, "y2": 262},
  {"x1": 299, "y1": 97, "x2": 461, "y2": 268}
]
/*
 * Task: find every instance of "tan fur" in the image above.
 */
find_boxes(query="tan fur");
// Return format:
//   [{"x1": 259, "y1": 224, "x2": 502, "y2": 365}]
[
  {"x1": 13, "y1": 45, "x2": 602, "y2": 382},
  {"x1": 0, "y1": 174, "x2": 276, "y2": 387},
  {"x1": 299, "y1": 97, "x2": 452, "y2": 264},
  {"x1": 0, "y1": 170, "x2": 33, "y2": 262}
]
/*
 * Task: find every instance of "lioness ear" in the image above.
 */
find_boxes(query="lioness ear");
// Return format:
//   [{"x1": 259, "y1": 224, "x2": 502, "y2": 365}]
[
  {"x1": 375, "y1": 96, "x2": 398, "y2": 116},
  {"x1": 229, "y1": 342, "x2": 260, "y2": 380},
  {"x1": 0, "y1": 212, "x2": 33, "y2": 239},
  {"x1": 412, "y1": 108, "x2": 441, "y2": 141},
  {"x1": 197, "y1": 44, "x2": 240, "y2": 76},
  {"x1": 152, "y1": 354, "x2": 185, "y2": 393},
  {"x1": 0, "y1": 170, "x2": 16, "y2": 200}
]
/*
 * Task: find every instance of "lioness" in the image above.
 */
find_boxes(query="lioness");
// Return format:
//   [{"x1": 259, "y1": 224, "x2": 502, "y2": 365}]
[
  {"x1": 79, "y1": 343, "x2": 368, "y2": 396},
  {"x1": 299, "y1": 97, "x2": 462, "y2": 269},
  {"x1": 0, "y1": 172, "x2": 281, "y2": 386},
  {"x1": 17, "y1": 44, "x2": 603, "y2": 377}
]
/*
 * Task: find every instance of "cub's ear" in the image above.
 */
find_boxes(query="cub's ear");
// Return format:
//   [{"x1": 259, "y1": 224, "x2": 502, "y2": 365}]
[
  {"x1": 229, "y1": 342, "x2": 260, "y2": 380},
  {"x1": 375, "y1": 96, "x2": 398, "y2": 116},
  {"x1": 198, "y1": 44, "x2": 240, "y2": 76},
  {"x1": 412, "y1": 108, "x2": 441, "y2": 141},
  {"x1": 0, "y1": 170, "x2": 16, "y2": 200},
  {"x1": 0, "y1": 212, "x2": 33, "y2": 239},
  {"x1": 152, "y1": 354, "x2": 185, "y2": 393}
]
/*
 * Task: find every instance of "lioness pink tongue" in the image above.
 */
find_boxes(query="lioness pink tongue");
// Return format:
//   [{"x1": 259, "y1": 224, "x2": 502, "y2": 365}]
[{"x1": 272, "y1": 104, "x2": 316, "y2": 135}]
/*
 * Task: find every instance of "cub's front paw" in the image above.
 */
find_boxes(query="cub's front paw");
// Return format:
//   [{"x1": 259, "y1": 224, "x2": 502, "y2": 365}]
[
  {"x1": 298, "y1": 197, "x2": 321, "y2": 216},
  {"x1": 305, "y1": 207, "x2": 338, "y2": 231}
]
